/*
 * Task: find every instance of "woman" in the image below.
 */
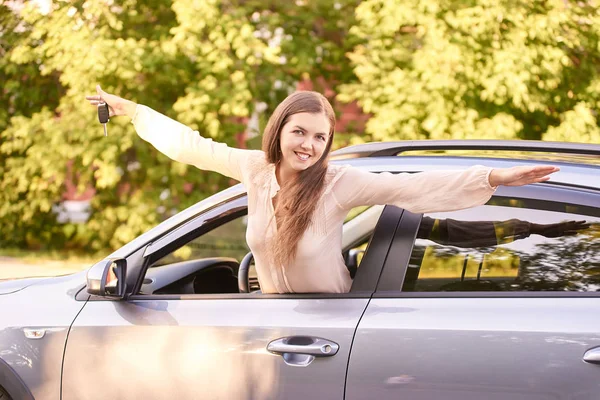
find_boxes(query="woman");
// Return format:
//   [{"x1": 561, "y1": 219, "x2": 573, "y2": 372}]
[{"x1": 86, "y1": 86, "x2": 559, "y2": 294}]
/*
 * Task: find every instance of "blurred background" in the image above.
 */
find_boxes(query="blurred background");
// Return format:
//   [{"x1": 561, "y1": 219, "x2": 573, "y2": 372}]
[{"x1": 1, "y1": 0, "x2": 599, "y2": 275}]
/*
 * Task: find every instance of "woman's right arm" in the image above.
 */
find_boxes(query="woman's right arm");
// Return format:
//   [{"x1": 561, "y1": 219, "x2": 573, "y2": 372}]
[
  {"x1": 86, "y1": 85, "x2": 251, "y2": 182},
  {"x1": 132, "y1": 104, "x2": 250, "y2": 182}
]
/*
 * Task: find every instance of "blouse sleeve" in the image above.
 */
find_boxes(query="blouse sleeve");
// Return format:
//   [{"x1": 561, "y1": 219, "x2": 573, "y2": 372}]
[
  {"x1": 331, "y1": 165, "x2": 497, "y2": 214},
  {"x1": 131, "y1": 104, "x2": 251, "y2": 183}
]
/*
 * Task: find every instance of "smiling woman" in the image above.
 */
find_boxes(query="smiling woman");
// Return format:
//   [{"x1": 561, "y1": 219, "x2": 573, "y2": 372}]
[
  {"x1": 85, "y1": 86, "x2": 560, "y2": 294},
  {"x1": 260, "y1": 92, "x2": 336, "y2": 269}
]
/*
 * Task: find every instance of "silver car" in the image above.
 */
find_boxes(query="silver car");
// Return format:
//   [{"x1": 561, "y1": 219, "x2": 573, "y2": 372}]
[{"x1": 1, "y1": 140, "x2": 599, "y2": 400}]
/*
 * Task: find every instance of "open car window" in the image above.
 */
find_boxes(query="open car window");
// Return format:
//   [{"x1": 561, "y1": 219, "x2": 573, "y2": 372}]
[
  {"x1": 138, "y1": 200, "x2": 386, "y2": 296},
  {"x1": 153, "y1": 216, "x2": 249, "y2": 268}
]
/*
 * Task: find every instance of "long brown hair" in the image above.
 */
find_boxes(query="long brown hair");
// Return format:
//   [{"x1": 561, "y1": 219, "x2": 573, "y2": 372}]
[{"x1": 262, "y1": 91, "x2": 336, "y2": 266}]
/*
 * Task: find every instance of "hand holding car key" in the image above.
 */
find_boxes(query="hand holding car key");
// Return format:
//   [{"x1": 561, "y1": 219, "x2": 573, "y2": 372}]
[{"x1": 85, "y1": 85, "x2": 139, "y2": 136}]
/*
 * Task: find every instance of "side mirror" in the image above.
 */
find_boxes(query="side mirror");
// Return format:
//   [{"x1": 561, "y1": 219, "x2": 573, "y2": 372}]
[{"x1": 86, "y1": 258, "x2": 127, "y2": 298}]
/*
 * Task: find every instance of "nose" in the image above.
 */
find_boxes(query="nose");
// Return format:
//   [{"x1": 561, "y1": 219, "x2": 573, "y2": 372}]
[{"x1": 300, "y1": 138, "x2": 312, "y2": 151}]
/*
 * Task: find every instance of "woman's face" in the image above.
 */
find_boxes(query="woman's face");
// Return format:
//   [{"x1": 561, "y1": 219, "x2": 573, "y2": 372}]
[{"x1": 279, "y1": 112, "x2": 331, "y2": 174}]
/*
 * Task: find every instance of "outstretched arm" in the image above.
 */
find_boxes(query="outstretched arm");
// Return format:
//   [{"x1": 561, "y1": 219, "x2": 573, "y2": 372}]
[
  {"x1": 331, "y1": 165, "x2": 559, "y2": 213},
  {"x1": 85, "y1": 85, "x2": 253, "y2": 183}
]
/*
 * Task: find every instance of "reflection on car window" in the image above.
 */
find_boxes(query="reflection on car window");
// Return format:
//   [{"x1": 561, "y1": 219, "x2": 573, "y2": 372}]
[
  {"x1": 154, "y1": 216, "x2": 250, "y2": 267},
  {"x1": 402, "y1": 197, "x2": 600, "y2": 292},
  {"x1": 343, "y1": 205, "x2": 383, "y2": 273}
]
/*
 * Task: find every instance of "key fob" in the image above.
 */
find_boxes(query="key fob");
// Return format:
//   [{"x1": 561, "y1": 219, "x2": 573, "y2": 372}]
[{"x1": 98, "y1": 102, "x2": 110, "y2": 124}]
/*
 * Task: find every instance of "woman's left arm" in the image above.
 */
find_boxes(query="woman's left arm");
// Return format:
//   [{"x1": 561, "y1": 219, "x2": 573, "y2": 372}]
[{"x1": 331, "y1": 165, "x2": 559, "y2": 213}]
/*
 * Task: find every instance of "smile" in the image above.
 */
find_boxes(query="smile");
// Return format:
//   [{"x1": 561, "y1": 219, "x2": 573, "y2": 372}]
[{"x1": 294, "y1": 152, "x2": 311, "y2": 161}]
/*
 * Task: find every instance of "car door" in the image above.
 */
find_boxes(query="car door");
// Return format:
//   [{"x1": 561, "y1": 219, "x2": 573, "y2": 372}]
[
  {"x1": 346, "y1": 184, "x2": 600, "y2": 400},
  {"x1": 61, "y1": 196, "x2": 402, "y2": 400}
]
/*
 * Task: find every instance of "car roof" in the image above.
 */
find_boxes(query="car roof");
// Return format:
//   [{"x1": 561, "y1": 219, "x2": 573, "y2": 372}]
[{"x1": 331, "y1": 139, "x2": 600, "y2": 159}]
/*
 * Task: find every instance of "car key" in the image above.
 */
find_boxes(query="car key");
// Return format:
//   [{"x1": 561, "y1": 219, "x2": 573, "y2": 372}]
[{"x1": 98, "y1": 102, "x2": 110, "y2": 136}]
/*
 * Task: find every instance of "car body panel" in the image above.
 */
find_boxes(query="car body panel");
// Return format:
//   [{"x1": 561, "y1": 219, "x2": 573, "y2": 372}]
[
  {"x1": 62, "y1": 297, "x2": 370, "y2": 400},
  {"x1": 346, "y1": 297, "x2": 600, "y2": 400},
  {"x1": 347, "y1": 177, "x2": 600, "y2": 400},
  {"x1": 1, "y1": 142, "x2": 598, "y2": 399},
  {"x1": 0, "y1": 277, "x2": 49, "y2": 295},
  {"x1": 0, "y1": 271, "x2": 87, "y2": 400}
]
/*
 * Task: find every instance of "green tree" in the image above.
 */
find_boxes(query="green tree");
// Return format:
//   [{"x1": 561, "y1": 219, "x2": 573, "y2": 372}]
[
  {"x1": 0, "y1": 0, "x2": 277, "y2": 252},
  {"x1": 340, "y1": 0, "x2": 600, "y2": 144},
  {"x1": 0, "y1": 0, "x2": 360, "y2": 254}
]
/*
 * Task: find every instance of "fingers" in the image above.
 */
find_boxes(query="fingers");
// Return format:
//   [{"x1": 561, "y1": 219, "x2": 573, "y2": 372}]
[
  {"x1": 86, "y1": 86, "x2": 108, "y2": 108},
  {"x1": 85, "y1": 94, "x2": 104, "y2": 108},
  {"x1": 520, "y1": 165, "x2": 558, "y2": 184},
  {"x1": 576, "y1": 223, "x2": 592, "y2": 230},
  {"x1": 85, "y1": 85, "x2": 105, "y2": 104},
  {"x1": 535, "y1": 165, "x2": 560, "y2": 172},
  {"x1": 86, "y1": 90, "x2": 103, "y2": 106},
  {"x1": 532, "y1": 166, "x2": 559, "y2": 177},
  {"x1": 572, "y1": 220, "x2": 590, "y2": 227},
  {"x1": 504, "y1": 165, "x2": 558, "y2": 186},
  {"x1": 554, "y1": 220, "x2": 592, "y2": 237},
  {"x1": 564, "y1": 220, "x2": 588, "y2": 226},
  {"x1": 525, "y1": 165, "x2": 559, "y2": 179}
]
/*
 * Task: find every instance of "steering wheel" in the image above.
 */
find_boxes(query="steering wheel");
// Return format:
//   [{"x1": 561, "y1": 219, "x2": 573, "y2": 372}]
[{"x1": 238, "y1": 251, "x2": 254, "y2": 293}]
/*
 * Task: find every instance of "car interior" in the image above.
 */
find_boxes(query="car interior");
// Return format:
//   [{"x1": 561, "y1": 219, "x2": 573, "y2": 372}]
[{"x1": 138, "y1": 205, "x2": 384, "y2": 295}]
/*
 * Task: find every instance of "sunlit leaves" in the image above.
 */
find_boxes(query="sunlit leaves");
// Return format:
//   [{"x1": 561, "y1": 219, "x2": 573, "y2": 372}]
[
  {"x1": 3, "y1": 0, "x2": 599, "y2": 255},
  {"x1": 341, "y1": 0, "x2": 600, "y2": 143}
]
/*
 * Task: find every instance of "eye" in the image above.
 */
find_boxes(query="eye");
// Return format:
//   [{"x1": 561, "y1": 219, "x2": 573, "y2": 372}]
[
  {"x1": 293, "y1": 129, "x2": 304, "y2": 135},
  {"x1": 317, "y1": 135, "x2": 327, "y2": 141}
]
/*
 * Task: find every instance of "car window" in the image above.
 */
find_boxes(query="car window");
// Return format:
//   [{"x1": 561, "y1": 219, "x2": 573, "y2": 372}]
[
  {"x1": 141, "y1": 204, "x2": 383, "y2": 295},
  {"x1": 154, "y1": 215, "x2": 249, "y2": 267},
  {"x1": 343, "y1": 205, "x2": 384, "y2": 272},
  {"x1": 156, "y1": 204, "x2": 382, "y2": 272},
  {"x1": 154, "y1": 204, "x2": 381, "y2": 268},
  {"x1": 140, "y1": 210, "x2": 250, "y2": 296},
  {"x1": 402, "y1": 197, "x2": 600, "y2": 292}
]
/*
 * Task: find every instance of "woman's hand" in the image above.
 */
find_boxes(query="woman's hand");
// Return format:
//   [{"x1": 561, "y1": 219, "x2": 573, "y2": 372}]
[
  {"x1": 85, "y1": 85, "x2": 138, "y2": 119},
  {"x1": 530, "y1": 220, "x2": 590, "y2": 238},
  {"x1": 489, "y1": 165, "x2": 560, "y2": 187}
]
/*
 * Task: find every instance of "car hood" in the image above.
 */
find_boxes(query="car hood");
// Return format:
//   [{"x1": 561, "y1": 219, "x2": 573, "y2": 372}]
[{"x1": 0, "y1": 276, "x2": 51, "y2": 295}]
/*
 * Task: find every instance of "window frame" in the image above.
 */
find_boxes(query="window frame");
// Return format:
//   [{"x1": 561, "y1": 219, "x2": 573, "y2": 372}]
[
  {"x1": 130, "y1": 194, "x2": 249, "y2": 297},
  {"x1": 375, "y1": 183, "x2": 600, "y2": 298},
  {"x1": 127, "y1": 195, "x2": 403, "y2": 300}
]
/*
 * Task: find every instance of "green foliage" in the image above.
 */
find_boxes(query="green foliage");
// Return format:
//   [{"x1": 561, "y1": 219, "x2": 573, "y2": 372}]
[
  {"x1": 340, "y1": 0, "x2": 600, "y2": 143},
  {"x1": 0, "y1": 5, "x2": 63, "y2": 133},
  {"x1": 0, "y1": 0, "x2": 357, "y2": 253},
  {"x1": 1, "y1": 0, "x2": 259, "y2": 251},
  {"x1": 2, "y1": 0, "x2": 599, "y2": 255}
]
